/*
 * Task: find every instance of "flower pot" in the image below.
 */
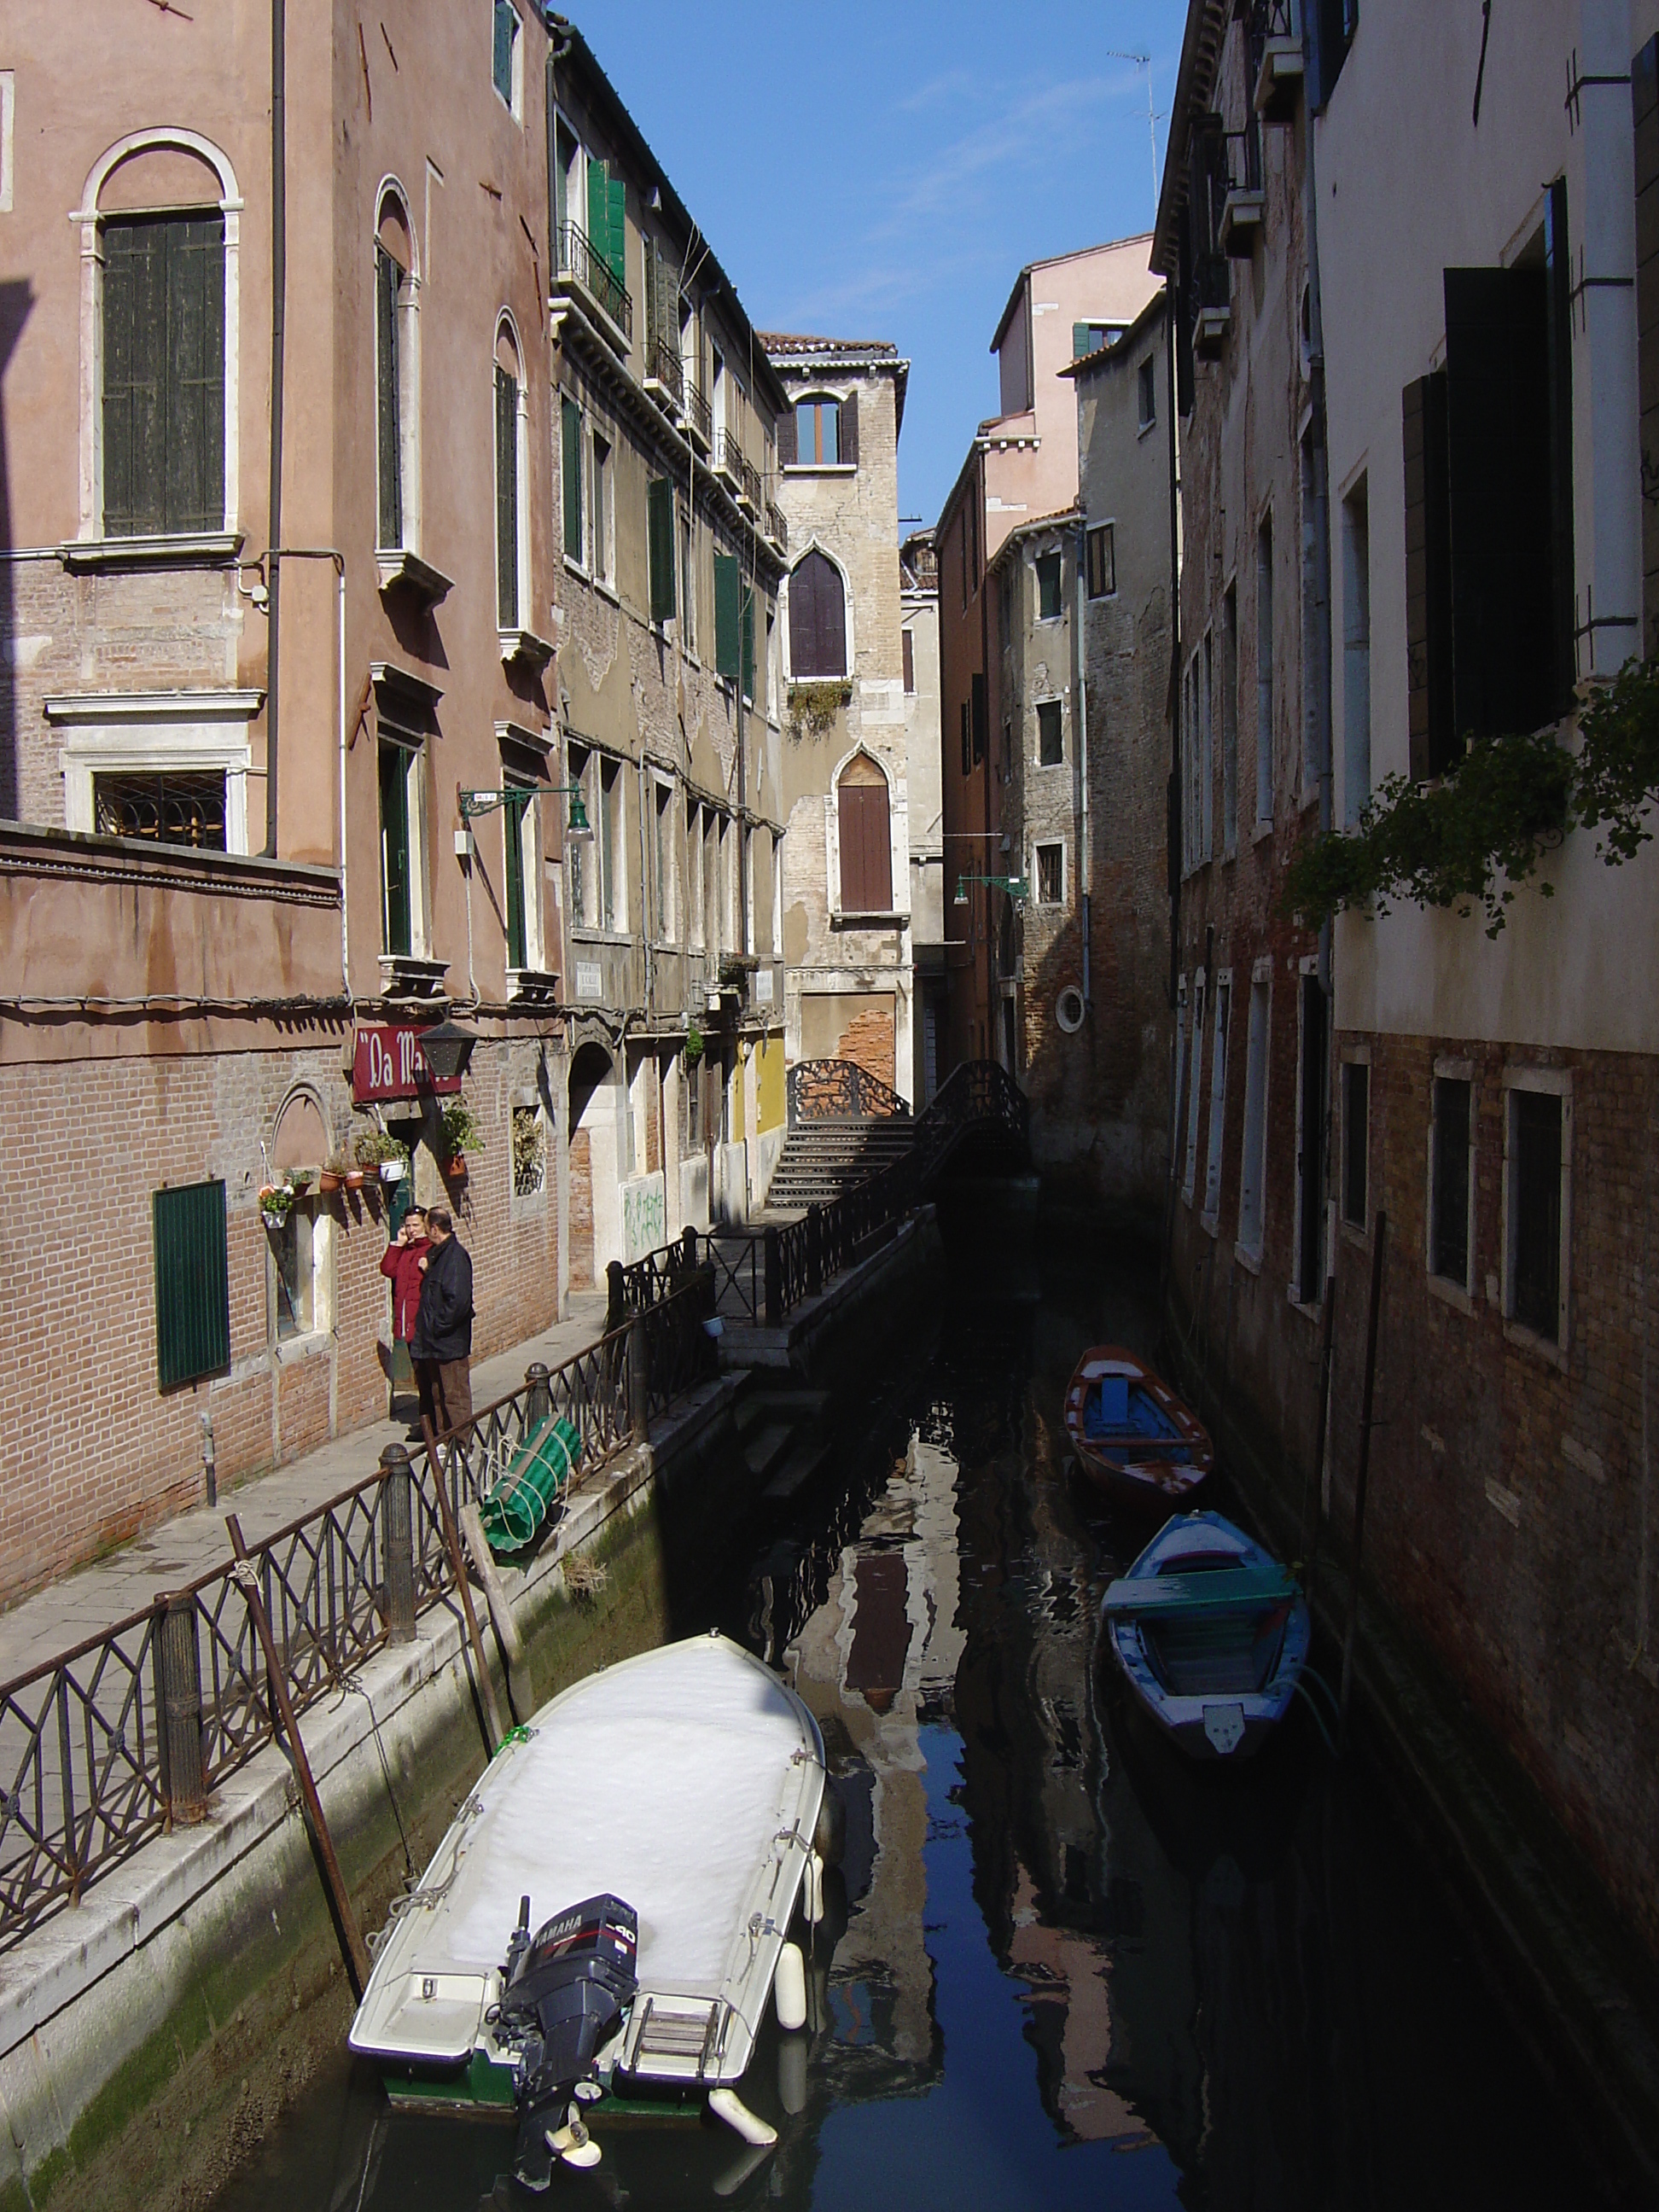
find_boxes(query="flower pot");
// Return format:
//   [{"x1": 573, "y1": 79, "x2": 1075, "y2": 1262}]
[
  {"x1": 318, "y1": 1171, "x2": 342, "y2": 1194},
  {"x1": 344, "y1": 1169, "x2": 367, "y2": 1191},
  {"x1": 380, "y1": 1160, "x2": 406, "y2": 1184},
  {"x1": 443, "y1": 1156, "x2": 468, "y2": 1181},
  {"x1": 261, "y1": 1208, "x2": 288, "y2": 1231}
]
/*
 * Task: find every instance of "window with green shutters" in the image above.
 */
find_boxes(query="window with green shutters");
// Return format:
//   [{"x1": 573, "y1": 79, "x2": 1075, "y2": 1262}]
[
  {"x1": 1035, "y1": 551, "x2": 1063, "y2": 620},
  {"x1": 586, "y1": 158, "x2": 627, "y2": 289},
  {"x1": 496, "y1": 362, "x2": 519, "y2": 628},
  {"x1": 379, "y1": 738, "x2": 414, "y2": 955},
  {"x1": 562, "y1": 394, "x2": 584, "y2": 561},
  {"x1": 375, "y1": 244, "x2": 404, "y2": 550},
  {"x1": 648, "y1": 477, "x2": 677, "y2": 622},
  {"x1": 741, "y1": 582, "x2": 755, "y2": 703},
  {"x1": 504, "y1": 783, "x2": 532, "y2": 969},
  {"x1": 153, "y1": 1180, "x2": 230, "y2": 1390},
  {"x1": 102, "y1": 213, "x2": 225, "y2": 537},
  {"x1": 492, "y1": 0, "x2": 518, "y2": 111},
  {"x1": 713, "y1": 551, "x2": 742, "y2": 680}
]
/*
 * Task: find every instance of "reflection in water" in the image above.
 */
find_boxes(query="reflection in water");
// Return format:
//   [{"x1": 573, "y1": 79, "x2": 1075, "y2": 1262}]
[{"x1": 212, "y1": 1245, "x2": 1604, "y2": 2212}]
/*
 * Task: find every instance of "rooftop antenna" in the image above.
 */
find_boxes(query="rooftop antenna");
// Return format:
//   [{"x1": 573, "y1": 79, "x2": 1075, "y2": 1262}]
[{"x1": 1107, "y1": 49, "x2": 1160, "y2": 227}]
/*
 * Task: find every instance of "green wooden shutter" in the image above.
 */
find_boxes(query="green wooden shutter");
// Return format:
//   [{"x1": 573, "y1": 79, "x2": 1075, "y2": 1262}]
[
  {"x1": 714, "y1": 551, "x2": 741, "y2": 678},
  {"x1": 153, "y1": 1179, "x2": 230, "y2": 1390},
  {"x1": 504, "y1": 785, "x2": 529, "y2": 970},
  {"x1": 741, "y1": 584, "x2": 755, "y2": 701},
  {"x1": 562, "y1": 394, "x2": 584, "y2": 559},
  {"x1": 648, "y1": 476, "x2": 677, "y2": 622},
  {"x1": 608, "y1": 170, "x2": 627, "y2": 288},
  {"x1": 492, "y1": 0, "x2": 515, "y2": 104},
  {"x1": 496, "y1": 364, "x2": 519, "y2": 628},
  {"x1": 839, "y1": 390, "x2": 859, "y2": 468},
  {"x1": 166, "y1": 215, "x2": 225, "y2": 533},
  {"x1": 375, "y1": 246, "x2": 402, "y2": 549},
  {"x1": 587, "y1": 157, "x2": 609, "y2": 266},
  {"x1": 1073, "y1": 322, "x2": 1091, "y2": 361},
  {"x1": 379, "y1": 739, "x2": 412, "y2": 954}
]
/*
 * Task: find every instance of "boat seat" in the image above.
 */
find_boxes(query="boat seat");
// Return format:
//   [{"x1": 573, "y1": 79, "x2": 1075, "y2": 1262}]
[{"x1": 1103, "y1": 1565, "x2": 1295, "y2": 1617}]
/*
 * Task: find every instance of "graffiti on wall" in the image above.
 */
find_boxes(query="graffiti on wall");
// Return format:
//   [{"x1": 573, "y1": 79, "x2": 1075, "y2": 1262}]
[{"x1": 620, "y1": 1171, "x2": 667, "y2": 1262}]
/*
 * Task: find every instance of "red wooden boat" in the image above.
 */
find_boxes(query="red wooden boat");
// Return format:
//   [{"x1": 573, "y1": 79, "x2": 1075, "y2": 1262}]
[{"x1": 1063, "y1": 1346, "x2": 1213, "y2": 1508}]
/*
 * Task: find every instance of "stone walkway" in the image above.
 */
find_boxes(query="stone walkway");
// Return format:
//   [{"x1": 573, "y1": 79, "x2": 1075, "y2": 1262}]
[{"x1": 0, "y1": 1289, "x2": 610, "y2": 1686}]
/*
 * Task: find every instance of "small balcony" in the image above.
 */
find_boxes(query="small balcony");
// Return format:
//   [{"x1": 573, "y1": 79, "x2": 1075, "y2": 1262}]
[
  {"x1": 684, "y1": 382, "x2": 713, "y2": 453},
  {"x1": 715, "y1": 428, "x2": 745, "y2": 495},
  {"x1": 554, "y1": 222, "x2": 633, "y2": 354},
  {"x1": 1218, "y1": 125, "x2": 1264, "y2": 257},
  {"x1": 1193, "y1": 254, "x2": 1231, "y2": 359},
  {"x1": 764, "y1": 500, "x2": 789, "y2": 552},
  {"x1": 1250, "y1": 0, "x2": 1304, "y2": 124},
  {"x1": 739, "y1": 453, "x2": 763, "y2": 515},
  {"x1": 645, "y1": 332, "x2": 684, "y2": 414}
]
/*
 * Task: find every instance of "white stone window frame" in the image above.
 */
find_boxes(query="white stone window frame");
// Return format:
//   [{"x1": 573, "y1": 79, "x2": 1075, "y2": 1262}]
[
  {"x1": 0, "y1": 71, "x2": 15, "y2": 215},
  {"x1": 1031, "y1": 835, "x2": 1067, "y2": 907},
  {"x1": 1338, "y1": 1040, "x2": 1372, "y2": 1246},
  {"x1": 785, "y1": 387, "x2": 855, "y2": 474},
  {"x1": 649, "y1": 766, "x2": 678, "y2": 948},
  {"x1": 268, "y1": 1194, "x2": 336, "y2": 1359},
  {"x1": 782, "y1": 537, "x2": 856, "y2": 685},
  {"x1": 497, "y1": 720, "x2": 548, "y2": 978},
  {"x1": 47, "y1": 689, "x2": 263, "y2": 852},
  {"x1": 1499, "y1": 1063, "x2": 1572, "y2": 1365},
  {"x1": 824, "y1": 740, "x2": 909, "y2": 924},
  {"x1": 1424, "y1": 1053, "x2": 1476, "y2": 1313},
  {"x1": 1031, "y1": 539, "x2": 1067, "y2": 626},
  {"x1": 1201, "y1": 968, "x2": 1232, "y2": 1232},
  {"x1": 1033, "y1": 693, "x2": 1067, "y2": 772},
  {"x1": 374, "y1": 177, "x2": 424, "y2": 562},
  {"x1": 73, "y1": 128, "x2": 243, "y2": 548},
  {"x1": 495, "y1": 310, "x2": 531, "y2": 634},
  {"x1": 1183, "y1": 969, "x2": 1207, "y2": 1206},
  {"x1": 492, "y1": 0, "x2": 524, "y2": 120}
]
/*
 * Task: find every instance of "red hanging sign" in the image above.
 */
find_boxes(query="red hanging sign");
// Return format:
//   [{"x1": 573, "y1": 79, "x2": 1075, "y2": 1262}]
[{"x1": 352, "y1": 1024, "x2": 462, "y2": 1104}]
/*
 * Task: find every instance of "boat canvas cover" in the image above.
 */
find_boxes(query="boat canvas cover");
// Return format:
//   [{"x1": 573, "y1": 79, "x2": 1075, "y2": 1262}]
[{"x1": 351, "y1": 1637, "x2": 823, "y2": 2082}]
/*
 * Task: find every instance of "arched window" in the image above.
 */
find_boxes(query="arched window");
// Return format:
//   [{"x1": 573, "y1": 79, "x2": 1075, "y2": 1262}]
[
  {"x1": 495, "y1": 319, "x2": 524, "y2": 630},
  {"x1": 86, "y1": 137, "x2": 234, "y2": 538},
  {"x1": 375, "y1": 189, "x2": 416, "y2": 551},
  {"x1": 837, "y1": 752, "x2": 891, "y2": 914},
  {"x1": 789, "y1": 548, "x2": 847, "y2": 678}
]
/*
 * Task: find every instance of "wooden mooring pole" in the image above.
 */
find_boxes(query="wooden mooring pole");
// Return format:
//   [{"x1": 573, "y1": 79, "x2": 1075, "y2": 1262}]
[
  {"x1": 1339, "y1": 1210, "x2": 1388, "y2": 1748},
  {"x1": 224, "y1": 1514, "x2": 370, "y2": 2000},
  {"x1": 1303, "y1": 1273, "x2": 1337, "y2": 1615}
]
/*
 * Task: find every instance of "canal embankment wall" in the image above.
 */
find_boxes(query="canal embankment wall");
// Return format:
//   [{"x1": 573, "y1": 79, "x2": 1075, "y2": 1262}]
[
  {"x1": 0, "y1": 1210, "x2": 940, "y2": 2212},
  {"x1": 1161, "y1": 1283, "x2": 1659, "y2": 2206}
]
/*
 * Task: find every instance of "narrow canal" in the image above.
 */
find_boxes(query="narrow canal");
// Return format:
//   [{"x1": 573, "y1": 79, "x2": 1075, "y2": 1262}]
[{"x1": 212, "y1": 1231, "x2": 1604, "y2": 2212}]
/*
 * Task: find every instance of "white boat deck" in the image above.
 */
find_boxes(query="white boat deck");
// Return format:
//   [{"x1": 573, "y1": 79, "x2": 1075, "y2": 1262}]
[{"x1": 350, "y1": 1633, "x2": 824, "y2": 2088}]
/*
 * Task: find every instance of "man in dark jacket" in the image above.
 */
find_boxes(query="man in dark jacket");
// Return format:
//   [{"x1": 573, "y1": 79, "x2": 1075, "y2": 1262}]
[{"x1": 410, "y1": 1208, "x2": 474, "y2": 1437}]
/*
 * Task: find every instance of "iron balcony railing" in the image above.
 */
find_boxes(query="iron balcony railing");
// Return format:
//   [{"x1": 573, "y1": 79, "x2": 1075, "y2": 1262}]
[
  {"x1": 647, "y1": 333, "x2": 684, "y2": 407},
  {"x1": 765, "y1": 500, "x2": 789, "y2": 552},
  {"x1": 556, "y1": 222, "x2": 633, "y2": 345},
  {"x1": 0, "y1": 1284, "x2": 717, "y2": 1950},
  {"x1": 715, "y1": 428, "x2": 745, "y2": 487},
  {"x1": 1248, "y1": 0, "x2": 1295, "y2": 36},
  {"x1": 739, "y1": 454, "x2": 763, "y2": 511},
  {"x1": 684, "y1": 382, "x2": 713, "y2": 449}
]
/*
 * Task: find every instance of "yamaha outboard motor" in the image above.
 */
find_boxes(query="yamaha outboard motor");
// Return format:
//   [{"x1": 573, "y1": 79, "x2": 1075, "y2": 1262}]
[{"x1": 498, "y1": 1893, "x2": 638, "y2": 2190}]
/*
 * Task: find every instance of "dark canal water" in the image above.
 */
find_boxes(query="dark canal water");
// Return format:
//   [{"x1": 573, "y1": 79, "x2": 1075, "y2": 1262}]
[{"x1": 212, "y1": 1235, "x2": 1606, "y2": 2212}]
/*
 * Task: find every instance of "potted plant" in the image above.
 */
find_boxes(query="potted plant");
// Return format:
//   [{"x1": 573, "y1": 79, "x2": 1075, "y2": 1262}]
[
  {"x1": 439, "y1": 1099, "x2": 482, "y2": 1178},
  {"x1": 319, "y1": 1151, "x2": 350, "y2": 1195},
  {"x1": 356, "y1": 1128, "x2": 409, "y2": 1183},
  {"x1": 684, "y1": 1020, "x2": 704, "y2": 1068},
  {"x1": 259, "y1": 1184, "x2": 294, "y2": 1231},
  {"x1": 288, "y1": 1167, "x2": 315, "y2": 1195}
]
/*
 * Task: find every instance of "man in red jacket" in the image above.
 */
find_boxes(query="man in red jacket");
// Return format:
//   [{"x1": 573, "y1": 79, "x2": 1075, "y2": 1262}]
[{"x1": 380, "y1": 1208, "x2": 430, "y2": 1435}]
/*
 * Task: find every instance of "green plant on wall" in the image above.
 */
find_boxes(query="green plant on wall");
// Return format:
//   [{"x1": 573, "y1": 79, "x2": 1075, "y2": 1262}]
[
  {"x1": 786, "y1": 680, "x2": 853, "y2": 742},
  {"x1": 440, "y1": 1099, "x2": 484, "y2": 1158},
  {"x1": 684, "y1": 1021, "x2": 703, "y2": 1067},
  {"x1": 1281, "y1": 653, "x2": 1659, "y2": 939}
]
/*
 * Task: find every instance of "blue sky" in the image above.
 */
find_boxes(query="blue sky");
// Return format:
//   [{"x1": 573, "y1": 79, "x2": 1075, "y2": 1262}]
[{"x1": 571, "y1": 0, "x2": 1186, "y2": 529}]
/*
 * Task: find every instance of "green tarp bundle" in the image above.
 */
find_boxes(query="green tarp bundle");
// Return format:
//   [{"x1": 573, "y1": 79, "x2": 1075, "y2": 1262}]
[{"x1": 479, "y1": 1414, "x2": 581, "y2": 1556}]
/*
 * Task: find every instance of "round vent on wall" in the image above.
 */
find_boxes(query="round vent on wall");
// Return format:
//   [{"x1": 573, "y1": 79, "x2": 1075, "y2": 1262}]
[{"x1": 1055, "y1": 986, "x2": 1086, "y2": 1034}]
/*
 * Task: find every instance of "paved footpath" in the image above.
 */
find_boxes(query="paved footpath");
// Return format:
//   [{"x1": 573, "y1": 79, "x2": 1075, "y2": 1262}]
[{"x1": 0, "y1": 1289, "x2": 611, "y2": 1687}]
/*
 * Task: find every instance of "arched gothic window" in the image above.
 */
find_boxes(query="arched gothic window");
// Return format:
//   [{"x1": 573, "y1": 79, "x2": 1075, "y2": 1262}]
[{"x1": 789, "y1": 549, "x2": 847, "y2": 678}]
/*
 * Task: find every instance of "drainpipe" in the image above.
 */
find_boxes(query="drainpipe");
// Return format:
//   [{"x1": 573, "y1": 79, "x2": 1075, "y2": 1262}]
[
  {"x1": 1072, "y1": 509, "x2": 1091, "y2": 1007},
  {"x1": 265, "y1": 0, "x2": 287, "y2": 858},
  {"x1": 1160, "y1": 282, "x2": 1182, "y2": 1313}
]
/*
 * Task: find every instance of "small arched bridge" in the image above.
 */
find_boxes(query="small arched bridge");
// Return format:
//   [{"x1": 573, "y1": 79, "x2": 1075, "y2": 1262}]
[{"x1": 766, "y1": 1057, "x2": 1029, "y2": 1209}]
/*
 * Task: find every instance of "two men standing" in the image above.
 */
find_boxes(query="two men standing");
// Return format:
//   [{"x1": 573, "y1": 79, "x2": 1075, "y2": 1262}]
[{"x1": 381, "y1": 1205, "x2": 474, "y2": 1438}]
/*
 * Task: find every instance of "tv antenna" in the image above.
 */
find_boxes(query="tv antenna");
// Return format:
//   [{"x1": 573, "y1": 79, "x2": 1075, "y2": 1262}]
[{"x1": 1107, "y1": 49, "x2": 1161, "y2": 227}]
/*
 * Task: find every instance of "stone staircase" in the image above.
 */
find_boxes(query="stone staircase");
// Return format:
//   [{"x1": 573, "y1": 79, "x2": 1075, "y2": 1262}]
[
  {"x1": 761, "y1": 1116, "x2": 918, "y2": 1211},
  {"x1": 732, "y1": 1383, "x2": 836, "y2": 1505}
]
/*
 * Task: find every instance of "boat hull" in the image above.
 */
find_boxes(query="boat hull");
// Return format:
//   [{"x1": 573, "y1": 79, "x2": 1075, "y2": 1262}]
[
  {"x1": 1103, "y1": 1511, "x2": 1309, "y2": 1762},
  {"x1": 1064, "y1": 1347, "x2": 1213, "y2": 1510}
]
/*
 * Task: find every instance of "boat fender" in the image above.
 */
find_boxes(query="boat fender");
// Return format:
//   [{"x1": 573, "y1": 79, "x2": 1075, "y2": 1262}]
[
  {"x1": 708, "y1": 2087, "x2": 778, "y2": 2147},
  {"x1": 773, "y1": 1940, "x2": 807, "y2": 2032},
  {"x1": 712, "y1": 2139, "x2": 775, "y2": 2198},
  {"x1": 812, "y1": 1781, "x2": 846, "y2": 1868},
  {"x1": 802, "y1": 1850, "x2": 824, "y2": 1926},
  {"x1": 777, "y1": 2033, "x2": 808, "y2": 2115}
]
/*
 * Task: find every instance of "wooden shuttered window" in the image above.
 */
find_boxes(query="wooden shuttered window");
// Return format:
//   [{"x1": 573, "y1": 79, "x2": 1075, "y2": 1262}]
[
  {"x1": 788, "y1": 550, "x2": 846, "y2": 678},
  {"x1": 902, "y1": 628, "x2": 915, "y2": 695},
  {"x1": 1437, "y1": 252, "x2": 1573, "y2": 755},
  {"x1": 1402, "y1": 371, "x2": 1454, "y2": 778},
  {"x1": 504, "y1": 784, "x2": 532, "y2": 970},
  {"x1": 840, "y1": 389, "x2": 859, "y2": 468},
  {"x1": 1639, "y1": 38, "x2": 1659, "y2": 651},
  {"x1": 837, "y1": 754, "x2": 892, "y2": 914},
  {"x1": 375, "y1": 245, "x2": 403, "y2": 550},
  {"x1": 562, "y1": 394, "x2": 584, "y2": 560},
  {"x1": 648, "y1": 476, "x2": 677, "y2": 622},
  {"x1": 102, "y1": 214, "x2": 225, "y2": 537},
  {"x1": 154, "y1": 1179, "x2": 230, "y2": 1390},
  {"x1": 378, "y1": 739, "x2": 413, "y2": 956},
  {"x1": 586, "y1": 159, "x2": 627, "y2": 288},
  {"x1": 713, "y1": 551, "x2": 742, "y2": 678},
  {"x1": 496, "y1": 365, "x2": 519, "y2": 628},
  {"x1": 971, "y1": 672, "x2": 987, "y2": 764},
  {"x1": 776, "y1": 407, "x2": 797, "y2": 466}
]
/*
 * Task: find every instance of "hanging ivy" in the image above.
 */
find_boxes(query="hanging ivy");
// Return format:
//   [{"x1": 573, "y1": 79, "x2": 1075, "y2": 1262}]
[
  {"x1": 786, "y1": 680, "x2": 853, "y2": 742},
  {"x1": 1281, "y1": 653, "x2": 1659, "y2": 938}
]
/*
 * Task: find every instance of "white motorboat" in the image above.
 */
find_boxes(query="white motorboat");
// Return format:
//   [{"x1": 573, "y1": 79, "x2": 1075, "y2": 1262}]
[{"x1": 349, "y1": 1631, "x2": 829, "y2": 2188}]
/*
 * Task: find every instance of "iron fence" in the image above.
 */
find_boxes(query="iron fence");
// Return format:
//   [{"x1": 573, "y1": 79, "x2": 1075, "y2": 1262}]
[
  {"x1": 0, "y1": 1284, "x2": 718, "y2": 1951},
  {"x1": 684, "y1": 381, "x2": 713, "y2": 449},
  {"x1": 556, "y1": 221, "x2": 633, "y2": 343}
]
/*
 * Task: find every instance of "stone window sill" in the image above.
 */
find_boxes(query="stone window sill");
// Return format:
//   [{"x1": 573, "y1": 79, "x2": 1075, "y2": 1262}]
[
  {"x1": 1425, "y1": 1269, "x2": 1475, "y2": 1317},
  {"x1": 499, "y1": 627, "x2": 556, "y2": 673},
  {"x1": 1233, "y1": 1238, "x2": 1263, "y2": 1274},
  {"x1": 831, "y1": 911, "x2": 908, "y2": 928},
  {"x1": 1503, "y1": 1315, "x2": 1569, "y2": 1371},
  {"x1": 377, "y1": 548, "x2": 453, "y2": 608},
  {"x1": 60, "y1": 531, "x2": 245, "y2": 572}
]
